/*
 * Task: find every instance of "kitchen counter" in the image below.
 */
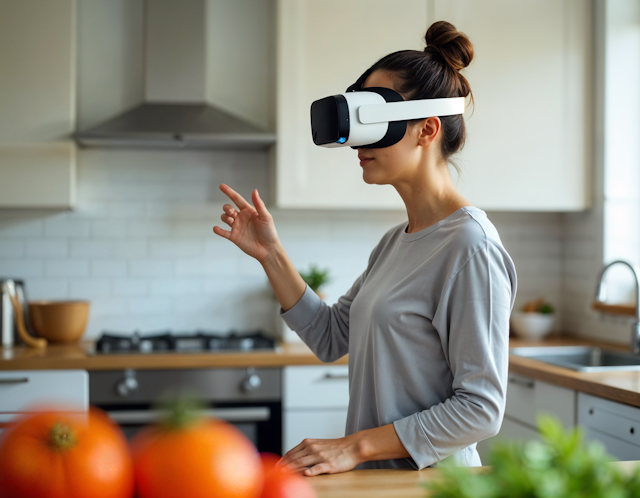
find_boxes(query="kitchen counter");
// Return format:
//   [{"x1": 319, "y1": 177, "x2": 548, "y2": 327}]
[
  {"x1": 305, "y1": 461, "x2": 640, "y2": 498},
  {"x1": 0, "y1": 341, "x2": 348, "y2": 370},
  {"x1": 2, "y1": 335, "x2": 640, "y2": 410}
]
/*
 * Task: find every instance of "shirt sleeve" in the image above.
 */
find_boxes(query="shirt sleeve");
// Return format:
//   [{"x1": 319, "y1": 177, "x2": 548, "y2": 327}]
[
  {"x1": 279, "y1": 272, "x2": 365, "y2": 363},
  {"x1": 392, "y1": 240, "x2": 516, "y2": 469}
]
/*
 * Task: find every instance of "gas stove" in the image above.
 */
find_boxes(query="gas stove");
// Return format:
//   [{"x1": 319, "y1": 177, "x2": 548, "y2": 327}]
[{"x1": 94, "y1": 330, "x2": 277, "y2": 354}]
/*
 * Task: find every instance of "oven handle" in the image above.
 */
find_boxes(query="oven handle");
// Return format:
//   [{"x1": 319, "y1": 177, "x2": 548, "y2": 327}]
[{"x1": 106, "y1": 407, "x2": 271, "y2": 425}]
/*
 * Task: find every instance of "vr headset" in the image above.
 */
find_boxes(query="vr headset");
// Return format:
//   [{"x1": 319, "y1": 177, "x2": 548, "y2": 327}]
[{"x1": 310, "y1": 69, "x2": 466, "y2": 149}]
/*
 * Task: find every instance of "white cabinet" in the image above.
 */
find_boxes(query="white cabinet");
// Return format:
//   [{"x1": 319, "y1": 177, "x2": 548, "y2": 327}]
[
  {"x1": 275, "y1": 0, "x2": 426, "y2": 210},
  {"x1": 275, "y1": 0, "x2": 592, "y2": 211},
  {"x1": 282, "y1": 365, "x2": 349, "y2": 453},
  {"x1": 578, "y1": 392, "x2": 640, "y2": 461},
  {"x1": 0, "y1": 0, "x2": 76, "y2": 208},
  {"x1": 477, "y1": 372, "x2": 576, "y2": 461},
  {"x1": 0, "y1": 370, "x2": 88, "y2": 432}
]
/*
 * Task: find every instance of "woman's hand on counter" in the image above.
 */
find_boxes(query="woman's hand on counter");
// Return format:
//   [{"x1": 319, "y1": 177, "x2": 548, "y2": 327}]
[{"x1": 277, "y1": 424, "x2": 410, "y2": 476}]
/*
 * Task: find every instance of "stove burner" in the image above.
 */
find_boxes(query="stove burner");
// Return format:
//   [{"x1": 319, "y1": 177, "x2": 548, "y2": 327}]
[{"x1": 95, "y1": 330, "x2": 275, "y2": 354}]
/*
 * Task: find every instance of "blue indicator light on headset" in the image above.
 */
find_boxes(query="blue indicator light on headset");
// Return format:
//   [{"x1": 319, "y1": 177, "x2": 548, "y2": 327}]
[{"x1": 337, "y1": 137, "x2": 347, "y2": 144}]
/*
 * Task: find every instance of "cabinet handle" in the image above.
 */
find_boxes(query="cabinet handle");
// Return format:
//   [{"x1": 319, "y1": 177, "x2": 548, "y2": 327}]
[
  {"x1": 0, "y1": 377, "x2": 29, "y2": 384},
  {"x1": 508, "y1": 376, "x2": 534, "y2": 389},
  {"x1": 323, "y1": 373, "x2": 349, "y2": 380}
]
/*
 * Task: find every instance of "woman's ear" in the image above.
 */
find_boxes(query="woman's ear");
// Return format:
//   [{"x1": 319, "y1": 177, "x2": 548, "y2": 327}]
[{"x1": 417, "y1": 117, "x2": 442, "y2": 147}]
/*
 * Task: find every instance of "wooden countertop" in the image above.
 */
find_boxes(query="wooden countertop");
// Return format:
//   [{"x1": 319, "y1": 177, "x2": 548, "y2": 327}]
[
  {"x1": 507, "y1": 335, "x2": 640, "y2": 408},
  {"x1": 3, "y1": 334, "x2": 640, "y2": 410},
  {"x1": 0, "y1": 342, "x2": 348, "y2": 370},
  {"x1": 305, "y1": 461, "x2": 640, "y2": 498}
]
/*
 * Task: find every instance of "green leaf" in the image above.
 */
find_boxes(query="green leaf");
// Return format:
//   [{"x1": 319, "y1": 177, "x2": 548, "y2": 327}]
[{"x1": 423, "y1": 417, "x2": 637, "y2": 498}]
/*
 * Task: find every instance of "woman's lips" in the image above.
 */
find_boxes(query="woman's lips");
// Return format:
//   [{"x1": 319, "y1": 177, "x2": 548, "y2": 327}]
[{"x1": 359, "y1": 157, "x2": 373, "y2": 167}]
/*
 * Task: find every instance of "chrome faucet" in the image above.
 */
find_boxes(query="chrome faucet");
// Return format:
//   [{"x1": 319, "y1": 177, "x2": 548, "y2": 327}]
[{"x1": 593, "y1": 260, "x2": 640, "y2": 354}]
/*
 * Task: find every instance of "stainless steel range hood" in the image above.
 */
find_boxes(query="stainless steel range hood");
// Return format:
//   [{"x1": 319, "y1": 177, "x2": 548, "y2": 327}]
[{"x1": 75, "y1": 0, "x2": 276, "y2": 150}]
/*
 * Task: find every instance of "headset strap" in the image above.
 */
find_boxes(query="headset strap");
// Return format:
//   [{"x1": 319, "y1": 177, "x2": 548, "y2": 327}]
[{"x1": 358, "y1": 97, "x2": 466, "y2": 124}]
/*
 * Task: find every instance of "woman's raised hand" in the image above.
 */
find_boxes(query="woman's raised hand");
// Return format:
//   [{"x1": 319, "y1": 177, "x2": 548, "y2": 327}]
[{"x1": 213, "y1": 184, "x2": 281, "y2": 264}]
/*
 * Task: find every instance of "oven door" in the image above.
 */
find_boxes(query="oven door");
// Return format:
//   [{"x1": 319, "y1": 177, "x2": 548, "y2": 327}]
[
  {"x1": 89, "y1": 368, "x2": 282, "y2": 455},
  {"x1": 104, "y1": 401, "x2": 282, "y2": 454}
]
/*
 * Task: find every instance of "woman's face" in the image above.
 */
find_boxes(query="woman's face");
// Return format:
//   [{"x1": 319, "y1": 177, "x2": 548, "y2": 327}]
[{"x1": 357, "y1": 70, "x2": 441, "y2": 185}]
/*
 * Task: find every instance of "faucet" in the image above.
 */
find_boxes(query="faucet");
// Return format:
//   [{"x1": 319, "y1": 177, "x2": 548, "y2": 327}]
[{"x1": 593, "y1": 260, "x2": 640, "y2": 354}]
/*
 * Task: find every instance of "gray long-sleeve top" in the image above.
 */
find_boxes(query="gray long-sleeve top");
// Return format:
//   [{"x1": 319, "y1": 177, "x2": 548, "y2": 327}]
[{"x1": 281, "y1": 206, "x2": 517, "y2": 470}]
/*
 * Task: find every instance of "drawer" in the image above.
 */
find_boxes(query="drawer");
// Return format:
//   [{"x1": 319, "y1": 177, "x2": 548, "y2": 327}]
[
  {"x1": 283, "y1": 408, "x2": 348, "y2": 453},
  {"x1": 505, "y1": 373, "x2": 576, "y2": 429},
  {"x1": 578, "y1": 392, "x2": 640, "y2": 447},
  {"x1": 584, "y1": 427, "x2": 640, "y2": 461},
  {"x1": 283, "y1": 365, "x2": 349, "y2": 409},
  {"x1": 0, "y1": 370, "x2": 88, "y2": 413}
]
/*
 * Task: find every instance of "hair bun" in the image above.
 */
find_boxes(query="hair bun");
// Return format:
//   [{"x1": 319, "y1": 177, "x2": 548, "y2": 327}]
[{"x1": 424, "y1": 21, "x2": 473, "y2": 71}]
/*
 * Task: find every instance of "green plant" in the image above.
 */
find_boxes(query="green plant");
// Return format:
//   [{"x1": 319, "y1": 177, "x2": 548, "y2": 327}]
[
  {"x1": 299, "y1": 265, "x2": 330, "y2": 293},
  {"x1": 424, "y1": 415, "x2": 640, "y2": 498}
]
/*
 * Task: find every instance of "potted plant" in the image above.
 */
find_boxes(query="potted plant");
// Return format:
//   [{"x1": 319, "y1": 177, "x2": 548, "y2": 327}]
[{"x1": 298, "y1": 264, "x2": 331, "y2": 300}]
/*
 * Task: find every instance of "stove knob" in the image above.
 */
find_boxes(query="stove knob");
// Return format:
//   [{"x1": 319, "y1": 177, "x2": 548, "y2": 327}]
[
  {"x1": 241, "y1": 368, "x2": 262, "y2": 393},
  {"x1": 116, "y1": 369, "x2": 139, "y2": 397}
]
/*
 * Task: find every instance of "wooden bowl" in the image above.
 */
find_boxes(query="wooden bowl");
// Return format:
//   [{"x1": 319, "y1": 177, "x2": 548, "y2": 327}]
[{"x1": 28, "y1": 301, "x2": 90, "y2": 343}]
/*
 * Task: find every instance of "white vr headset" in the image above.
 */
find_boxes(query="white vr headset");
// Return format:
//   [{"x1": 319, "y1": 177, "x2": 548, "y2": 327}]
[{"x1": 310, "y1": 77, "x2": 465, "y2": 149}]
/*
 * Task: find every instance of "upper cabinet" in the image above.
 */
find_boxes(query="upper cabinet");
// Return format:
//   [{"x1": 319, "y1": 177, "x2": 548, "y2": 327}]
[
  {"x1": 274, "y1": 0, "x2": 593, "y2": 211},
  {"x1": 0, "y1": 0, "x2": 76, "y2": 209}
]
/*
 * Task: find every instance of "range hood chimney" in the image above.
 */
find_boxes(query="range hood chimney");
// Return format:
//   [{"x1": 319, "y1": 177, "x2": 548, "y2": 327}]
[{"x1": 75, "y1": 0, "x2": 276, "y2": 150}]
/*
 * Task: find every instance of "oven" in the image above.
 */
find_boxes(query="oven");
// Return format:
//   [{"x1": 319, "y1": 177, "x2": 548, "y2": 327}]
[{"x1": 89, "y1": 367, "x2": 282, "y2": 455}]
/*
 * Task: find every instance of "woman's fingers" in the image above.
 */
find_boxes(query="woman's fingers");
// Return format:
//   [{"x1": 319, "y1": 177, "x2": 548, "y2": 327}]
[
  {"x1": 220, "y1": 213, "x2": 235, "y2": 226},
  {"x1": 220, "y1": 184, "x2": 251, "y2": 210},
  {"x1": 223, "y1": 203, "x2": 237, "y2": 217},
  {"x1": 252, "y1": 189, "x2": 270, "y2": 218},
  {"x1": 213, "y1": 226, "x2": 231, "y2": 239},
  {"x1": 304, "y1": 463, "x2": 331, "y2": 477}
]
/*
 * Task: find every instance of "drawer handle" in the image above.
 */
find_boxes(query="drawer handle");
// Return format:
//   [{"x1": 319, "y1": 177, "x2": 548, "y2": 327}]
[
  {"x1": 0, "y1": 378, "x2": 29, "y2": 384},
  {"x1": 323, "y1": 373, "x2": 349, "y2": 380},
  {"x1": 508, "y1": 377, "x2": 534, "y2": 389},
  {"x1": 632, "y1": 427, "x2": 635, "y2": 435}
]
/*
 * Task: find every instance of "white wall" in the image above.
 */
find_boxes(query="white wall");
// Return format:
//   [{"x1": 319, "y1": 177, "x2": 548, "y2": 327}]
[{"x1": 0, "y1": 147, "x2": 565, "y2": 340}]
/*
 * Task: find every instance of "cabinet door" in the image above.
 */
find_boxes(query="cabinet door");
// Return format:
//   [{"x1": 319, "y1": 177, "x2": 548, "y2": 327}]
[
  {"x1": 276, "y1": 0, "x2": 591, "y2": 211},
  {"x1": 0, "y1": 370, "x2": 89, "y2": 414},
  {"x1": 431, "y1": 0, "x2": 591, "y2": 210},
  {"x1": 283, "y1": 408, "x2": 348, "y2": 453},
  {"x1": 283, "y1": 365, "x2": 349, "y2": 410},
  {"x1": 276, "y1": 0, "x2": 426, "y2": 209},
  {"x1": 578, "y1": 392, "x2": 640, "y2": 461},
  {"x1": 505, "y1": 372, "x2": 576, "y2": 429},
  {"x1": 0, "y1": 0, "x2": 76, "y2": 208}
]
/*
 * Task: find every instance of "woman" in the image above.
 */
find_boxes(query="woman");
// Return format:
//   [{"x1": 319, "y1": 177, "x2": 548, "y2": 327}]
[{"x1": 213, "y1": 21, "x2": 517, "y2": 475}]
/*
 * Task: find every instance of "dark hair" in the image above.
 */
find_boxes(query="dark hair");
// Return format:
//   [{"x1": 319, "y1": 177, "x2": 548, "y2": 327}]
[{"x1": 353, "y1": 21, "x2": 474, "y2": 164}]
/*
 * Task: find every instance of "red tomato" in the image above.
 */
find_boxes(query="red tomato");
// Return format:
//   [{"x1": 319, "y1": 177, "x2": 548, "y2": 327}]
[
  {"x1": 260, "y1": 453, "x2": 317, "y2": 498},
  {"x1": 132, "y1": 417, "x2": 263, "y2": 498},
  {"x1": 0, "y1": 407, "x2": 134, "y2": 498}
]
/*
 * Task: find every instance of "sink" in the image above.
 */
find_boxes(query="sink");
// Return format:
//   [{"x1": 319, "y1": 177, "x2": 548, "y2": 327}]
[{"x1": 510, "y1": 346, "x2": 640, "y2": 372}]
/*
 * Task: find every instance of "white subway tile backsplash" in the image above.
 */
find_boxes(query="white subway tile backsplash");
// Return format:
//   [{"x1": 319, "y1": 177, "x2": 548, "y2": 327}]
[
  {"x1": 44, "y1": 217, "x2": 91, "y2": 238},
  {"x1": 126, "y1": 296, "x2": 174, "y2": 315},
  {"x1": 113, "y1": 279, "x2": 149, "y2": 297},
  {"x1": 129, "y1": 260, "x2": 175, "y2": 278},
  {"x1": 27, "y1": 279, "x2": 68, "y2": 300},
  {"x1": 71, "y1": 240, "x2": 112, "y2": 258},
  {"x1": 0, "y1": 259, "x2": 44, "y2": 278},
  {"x1": 149, "y1": 239, "x2": 203, "y2": 258},
  {"x1": 112, "y1": 240, "x2": 147, "y2": 258},
  {"x1": 91, "y1": 220, "x2": 128, "y2": 239},
  {"x1": 69, "y1": 279, "x2": 111, "y2": 299},
  {"x1": 0, "y1": 217, "x2": 43, "y2": 238},
  {"x1": 45, "y1": 260, "x2": 90, "y2": 278},
  {"x1": 91, "y1": 260, "x2": 128, "y2": 278},
  {"x1": 0, "y1": 240, "x2": 24, "y2": 257},
  {"x1": 25, "y1": 240, "x2": 68, "y2": 258}
]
